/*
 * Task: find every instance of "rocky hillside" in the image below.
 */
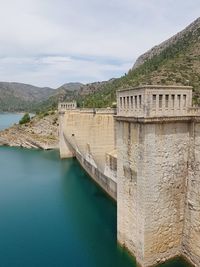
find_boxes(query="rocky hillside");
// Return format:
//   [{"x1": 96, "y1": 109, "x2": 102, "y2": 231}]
[
  {"x1": 33, "y1": 80, "x2": 116, "y2": 111},
  {"x1": 0, "y1": 112, "x2": 59, "y2": 149},
  {"x1": 132, "y1": 17, "x2": 200, "y2": 70},
  {"x1": 81, "y1": 17, "x2": 200, "y2": 107}
]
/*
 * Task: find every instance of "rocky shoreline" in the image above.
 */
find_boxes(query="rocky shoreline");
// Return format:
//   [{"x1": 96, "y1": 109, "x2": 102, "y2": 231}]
[{"x1": 0, "y1": 112, "x2": 59, "y2": 150}]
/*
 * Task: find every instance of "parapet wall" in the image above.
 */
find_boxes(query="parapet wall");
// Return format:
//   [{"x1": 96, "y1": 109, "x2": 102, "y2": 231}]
[{"x1": 59, "y1": 108, "x2": 117, "y2": 200}]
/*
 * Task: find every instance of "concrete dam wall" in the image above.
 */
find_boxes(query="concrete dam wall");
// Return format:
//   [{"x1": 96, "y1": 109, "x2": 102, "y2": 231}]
[
  {"x1": 59, "y1": 85, "x2": 200, "y2": 267},
  {"x1": 59, "y1": 108, "x2": 117, "y2": 200}
]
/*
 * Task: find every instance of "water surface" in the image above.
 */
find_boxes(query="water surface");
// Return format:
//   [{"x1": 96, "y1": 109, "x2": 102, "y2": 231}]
[
  {"x1": 0, "y1": 113, "x2": 23, "y2": 130},
  {"x1": 0, "y1": 114, "x2": 191, "y2": 267}
]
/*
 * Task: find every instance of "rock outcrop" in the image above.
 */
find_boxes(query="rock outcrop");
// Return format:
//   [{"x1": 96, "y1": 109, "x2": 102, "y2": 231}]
[{"x1": 0, "y1": 112, "x2": 59, "y2": 149}]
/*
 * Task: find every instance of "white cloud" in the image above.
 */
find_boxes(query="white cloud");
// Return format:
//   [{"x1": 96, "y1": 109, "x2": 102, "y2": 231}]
[
  {"x1": 0, "y1": 0, "x2": 199, "y2": 86},
  {"x1": 0, "y1": 56, "x2": 132, "y2": 87}
]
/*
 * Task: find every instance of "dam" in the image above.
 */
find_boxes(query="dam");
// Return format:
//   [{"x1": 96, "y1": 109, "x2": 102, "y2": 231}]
[
  {"x1": 59, "y1": 103, "x2": 117, "y2": 200},
  {"x1": 59, "y1": 85, "x2": 200, "y2": 267}
]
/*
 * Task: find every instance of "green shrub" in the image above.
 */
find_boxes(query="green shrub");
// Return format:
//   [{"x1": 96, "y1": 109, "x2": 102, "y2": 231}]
[
  {"x1": 43, "y1": 112, "x2": 49, "y2": 117},
  {"x1": 19, "y1": 113, "x2": 30, "y2": 124}
]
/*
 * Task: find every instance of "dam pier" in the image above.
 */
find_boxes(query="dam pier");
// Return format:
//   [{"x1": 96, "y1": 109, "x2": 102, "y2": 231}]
[{"x1": 59, "y1": 85, "x2": 200, "y2": 267}]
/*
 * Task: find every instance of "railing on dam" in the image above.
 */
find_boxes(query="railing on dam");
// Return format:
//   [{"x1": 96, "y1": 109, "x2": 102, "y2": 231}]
[
  {"x1": 79, "y1": 108, "x2": 117, "y2": 114},
  {"x1": 188, "y1": 107, "x2": 200, "y2": 116},
  {"x1": 58, "y1": 101, "x2": 77, "y2": 111},
  {"x1": 58, "y1": 105, "x2": 117, "y2": 115}
]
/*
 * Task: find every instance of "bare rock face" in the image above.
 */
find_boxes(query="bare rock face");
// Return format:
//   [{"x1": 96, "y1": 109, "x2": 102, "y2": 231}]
[
  {"x1": 132, "y1": 17, "x2": 200, "y2": 70},
  {"x1": 0, "y1": 112, "x2": 59, "y2": 150}
]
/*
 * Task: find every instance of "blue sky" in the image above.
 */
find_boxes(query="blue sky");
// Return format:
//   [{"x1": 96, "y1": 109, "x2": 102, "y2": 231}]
[{"x1": 0, "y1": 0, "x2": 199, "y2": 88}]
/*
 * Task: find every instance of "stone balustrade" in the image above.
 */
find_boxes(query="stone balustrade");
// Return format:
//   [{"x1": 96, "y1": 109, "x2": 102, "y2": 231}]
[
  {"x1": 58, "y1": 104, "x2": 116, "y2": 115},
  {"x1": 58, "y1": 101, "x2": 77, "y2": 111},
  {"x1": 117, "y1": 85, "x2": 193, "y2": 118},
  {"x1": 188, "y1": 107, "x2": 200, "y2": 116}
]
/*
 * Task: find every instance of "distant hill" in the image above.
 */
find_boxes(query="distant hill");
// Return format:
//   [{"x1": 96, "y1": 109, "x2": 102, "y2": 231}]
[
  {"x1": 0, "y1": 82, "x2": 54, "y2": 112},
  {"x1": 0, "y1": 82, "x2": 83, "y2": 112}
]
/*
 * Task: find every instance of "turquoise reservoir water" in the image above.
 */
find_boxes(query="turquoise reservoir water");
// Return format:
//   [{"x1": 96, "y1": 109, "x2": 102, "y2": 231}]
[
  {"x1": 0, "y1": 114, "x2": 190, "y2": 267},
  {"x1": 0, "y1": 113, "x2": 23, "y2": 130},
  {"x1": 0, "y1": 113, "x2": 34, "y2": 130}
]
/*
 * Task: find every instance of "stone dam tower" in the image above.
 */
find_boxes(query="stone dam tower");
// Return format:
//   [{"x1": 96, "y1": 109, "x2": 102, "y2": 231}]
[{"x1": 59, "y1": 85, "x2": 200, "y2": 267}]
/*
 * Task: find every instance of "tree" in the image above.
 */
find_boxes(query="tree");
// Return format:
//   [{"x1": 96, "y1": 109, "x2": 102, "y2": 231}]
[{"x1": 19, "y1": 113, "x2": 31, "y2": 125}]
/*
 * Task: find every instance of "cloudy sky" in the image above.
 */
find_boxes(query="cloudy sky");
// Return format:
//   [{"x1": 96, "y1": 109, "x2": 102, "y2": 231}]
[{"x1": 0, "y1": 0, "x2": 199, "y2": 88}]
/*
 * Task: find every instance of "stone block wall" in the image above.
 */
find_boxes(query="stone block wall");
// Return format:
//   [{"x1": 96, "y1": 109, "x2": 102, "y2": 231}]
[
  {"x1": 143, "y1": 122, "x2": 189, "y2": 266},
  {"x1": 117, "y1": 121, "x2": 142, "y2": 259},
  {"x1": 117, "y1": 119, "x2": 191, "y2": 266}
]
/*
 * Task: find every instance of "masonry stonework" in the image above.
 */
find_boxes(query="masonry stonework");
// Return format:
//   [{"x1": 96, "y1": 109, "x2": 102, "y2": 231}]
[
  {"x1": 117, "y1": 121, "x2": 190, "y2": 266},
  {"x1": 116, "y1": 85, "x2": 200, "y2": 266}
]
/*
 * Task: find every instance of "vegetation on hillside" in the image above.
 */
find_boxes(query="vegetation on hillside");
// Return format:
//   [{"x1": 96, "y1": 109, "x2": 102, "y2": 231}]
[
  {"x1": 0, "y1": 82, "x2": 54, "y2": 112},
  {"x1": 0, "y1": 82, "x2": 79, "y2": 112},
  {"x1": 19, "y1": 113, "x2": 31, "y2": 124}
]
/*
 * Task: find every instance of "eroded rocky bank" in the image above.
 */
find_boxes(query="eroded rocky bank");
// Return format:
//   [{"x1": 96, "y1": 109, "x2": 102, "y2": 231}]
[{"x1": 0, "y1": 112, "x2": 59, "y2": 149}]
